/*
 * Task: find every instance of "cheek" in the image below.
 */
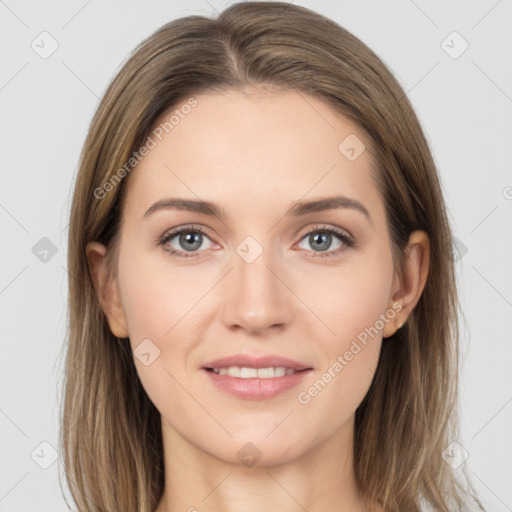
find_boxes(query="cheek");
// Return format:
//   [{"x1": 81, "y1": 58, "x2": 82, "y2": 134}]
[
  {"x1": 117, "y1": 238, "x2": 213, "y2": 342},
  {"x1": 296, "y1": 245, "x2": 393, "y2": 416},
  {"x1": 314, "y1": 244, "x2": 395, "y2": 355},
  {"x1": 115, "y1": 241, "x2": 220, "y2": 402},
  {"x1": 116, "y1": 249, "x2": 206, "y2": 423}
]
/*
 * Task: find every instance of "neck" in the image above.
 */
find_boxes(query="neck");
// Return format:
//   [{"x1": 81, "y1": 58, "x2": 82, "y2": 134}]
[{"x1": 155, "y1": 416, "x2": 379, "y2": 512}]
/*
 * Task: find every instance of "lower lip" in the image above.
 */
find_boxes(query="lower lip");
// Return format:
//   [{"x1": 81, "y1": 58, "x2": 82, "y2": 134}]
[{"x1": 202, "y1": 369, "x2": 312, "y2": 400}]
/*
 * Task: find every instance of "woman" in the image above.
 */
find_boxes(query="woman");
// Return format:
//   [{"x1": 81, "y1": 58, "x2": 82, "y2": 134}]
[{"x1": 60, "y1": 2, "x2": 485, "y2": 511}]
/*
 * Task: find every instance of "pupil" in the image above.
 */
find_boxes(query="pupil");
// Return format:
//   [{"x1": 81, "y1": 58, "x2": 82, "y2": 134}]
[
  {"x1": 181, "y1": 232, "x2": 201, "y2": 251},
  {"x1": 311, "y1": 232, "x2": 330, "y2": 251}
]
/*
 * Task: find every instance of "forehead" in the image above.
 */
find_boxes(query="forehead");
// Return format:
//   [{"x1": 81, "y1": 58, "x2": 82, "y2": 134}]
[{"x1": 122, "y1": 88, "x2": 383, "y2": 222}]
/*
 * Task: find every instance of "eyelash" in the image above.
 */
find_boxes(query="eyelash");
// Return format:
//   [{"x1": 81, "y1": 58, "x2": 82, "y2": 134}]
[{"x1": 158, "y1": 224, "x2": 354, "y2": 260}]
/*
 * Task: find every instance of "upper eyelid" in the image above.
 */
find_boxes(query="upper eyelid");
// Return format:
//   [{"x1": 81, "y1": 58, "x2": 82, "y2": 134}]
[{"x1": 161, "y1": 224, "x2": 215, "y2": 242}]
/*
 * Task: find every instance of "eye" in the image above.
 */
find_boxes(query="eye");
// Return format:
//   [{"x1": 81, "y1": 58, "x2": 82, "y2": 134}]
[
  {"x1": 158, "y1": 223, "x2": 354, "y2": 259},
  {"x1": 159, "y1": 225, "x2": 214, "y2": 258},
  {"x1": 296, "y1": 225, "x2": 354, "y2": 259}
]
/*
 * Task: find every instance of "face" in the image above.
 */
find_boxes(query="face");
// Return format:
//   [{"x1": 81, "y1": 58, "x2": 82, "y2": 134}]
[{"x1": 96, "y1": 88, "x2": 406, "y2": 466}]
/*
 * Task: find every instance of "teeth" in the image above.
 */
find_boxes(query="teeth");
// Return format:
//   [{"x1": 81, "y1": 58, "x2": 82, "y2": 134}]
[
  {"x1": 227, "y1": 366, "x2": 241, "y2": 377},
  {"x1": 211, "y1": 366, "x2": 296, "y2": 378},
  {"x1": 273, "y1": 367, "x2": 287, "y2": 377},
  {"x1": 257, "y1": 367, "x2": 275, "y2": 378},
  {"x1": 239, "y1": 367, "x2": 257, "y2": 378}
]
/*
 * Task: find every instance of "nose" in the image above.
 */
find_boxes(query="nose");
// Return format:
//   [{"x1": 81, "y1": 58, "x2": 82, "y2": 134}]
[{"x1": 221, "y1": 245, "x2": 294, "y2": 335}]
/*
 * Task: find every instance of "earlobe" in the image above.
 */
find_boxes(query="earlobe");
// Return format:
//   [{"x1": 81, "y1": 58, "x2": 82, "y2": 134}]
[
  {"x1": 85, "y1": 241, "x2": 129, "y2": 338},
  {"x1": 383, "y1": 230, "x2": 430, "y2": 338}
]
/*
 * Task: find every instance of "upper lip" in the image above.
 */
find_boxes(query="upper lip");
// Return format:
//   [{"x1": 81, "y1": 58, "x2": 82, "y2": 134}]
[{"x1": 202, "y1": 354, "x2": 313, "y2": 371}]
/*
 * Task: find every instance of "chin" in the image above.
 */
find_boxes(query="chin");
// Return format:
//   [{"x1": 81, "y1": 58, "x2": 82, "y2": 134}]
[{"x1": 215, "y1": 441, "x2": 306, "y2": 468}]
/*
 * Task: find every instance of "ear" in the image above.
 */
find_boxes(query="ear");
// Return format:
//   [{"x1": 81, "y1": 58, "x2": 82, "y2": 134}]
[
  {"x1": 382, "y1": 230, "x2": 430, "y2": 338},
  {"x1": 86, "y1": 241, "x2": 129, "y2": 338}
]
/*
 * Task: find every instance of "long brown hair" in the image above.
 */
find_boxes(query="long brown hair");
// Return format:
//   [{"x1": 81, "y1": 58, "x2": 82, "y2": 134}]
[{"x1": 60, "y1": 2, "x2": 485, "y2": 511}]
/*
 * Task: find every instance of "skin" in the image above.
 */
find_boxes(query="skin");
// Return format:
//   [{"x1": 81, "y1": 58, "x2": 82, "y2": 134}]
[{"x1": 87, "y1": 88, "x2": 429, "y2": 512}]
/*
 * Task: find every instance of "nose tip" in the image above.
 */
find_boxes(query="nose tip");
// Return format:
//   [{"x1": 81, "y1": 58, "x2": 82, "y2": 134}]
[
  {"x1": 221, "y1": 252, "x2": 293, "y2": 334},
  {"x1": 228, "y1": 287, "x2": 285, "y2": 334},
  {"x1": 234, "y1": 307, "x2": 284, "y2": 333}
]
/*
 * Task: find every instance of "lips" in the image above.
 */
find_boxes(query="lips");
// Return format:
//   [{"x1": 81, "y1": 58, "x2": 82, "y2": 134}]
[{"x1": 201, "y1": 353, "x2": 313, "y2": 400}]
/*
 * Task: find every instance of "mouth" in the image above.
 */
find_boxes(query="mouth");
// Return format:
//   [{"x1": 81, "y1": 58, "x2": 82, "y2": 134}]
[
  {"x1": 200, "y1": 355, "x2": 313, "y2": 400},
  {"x1": 204, "y1": 366, "x2": 308, "y2": 377}
]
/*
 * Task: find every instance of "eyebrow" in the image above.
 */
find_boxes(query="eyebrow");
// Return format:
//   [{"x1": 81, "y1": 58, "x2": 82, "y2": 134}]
[{"x1": 143, "y1": 196, "x2": 372, "y2": 224}]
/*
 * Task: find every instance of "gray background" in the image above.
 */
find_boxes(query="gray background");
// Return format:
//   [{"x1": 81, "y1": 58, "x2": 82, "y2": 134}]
[{"x1": 1, "y1": 0, "x2": 511, "y2": 510}]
